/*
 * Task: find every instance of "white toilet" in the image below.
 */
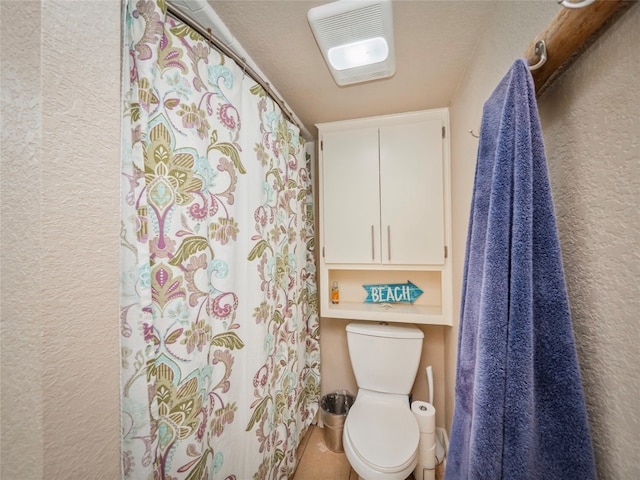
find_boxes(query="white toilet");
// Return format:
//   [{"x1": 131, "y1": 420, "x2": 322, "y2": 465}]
[{"x1": 342, "y1": 321, "x2": 424, "y2": 480}]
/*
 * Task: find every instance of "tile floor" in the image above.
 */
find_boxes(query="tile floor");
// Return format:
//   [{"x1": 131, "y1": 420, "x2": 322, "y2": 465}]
[
  {"x1": 292, "y1": 425, "x2": 444, "y2": 480},
  {"x1": 292, "y1": 425, "x2": 356, "y2": 480}
]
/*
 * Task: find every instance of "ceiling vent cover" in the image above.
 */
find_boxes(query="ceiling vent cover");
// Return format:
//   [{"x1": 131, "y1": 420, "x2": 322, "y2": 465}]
[{"x1": 307, "y1": 0, "x2": 396, "y2": 86}]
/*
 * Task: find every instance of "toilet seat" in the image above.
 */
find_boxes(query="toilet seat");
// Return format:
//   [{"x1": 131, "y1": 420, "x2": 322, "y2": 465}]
[{"x1": 344, "y1": 395, "x2": 419, "y2": 473}]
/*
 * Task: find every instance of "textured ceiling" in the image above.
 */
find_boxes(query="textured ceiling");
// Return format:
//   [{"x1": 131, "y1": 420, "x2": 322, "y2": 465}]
[{"x1": 211, "y1": 1, "x2": 498, "y2": 138}]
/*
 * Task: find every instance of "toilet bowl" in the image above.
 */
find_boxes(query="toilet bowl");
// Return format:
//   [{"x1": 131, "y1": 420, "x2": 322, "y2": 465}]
[{"x1": 343, "y1": 390, "x2": 419, "y2": 480}]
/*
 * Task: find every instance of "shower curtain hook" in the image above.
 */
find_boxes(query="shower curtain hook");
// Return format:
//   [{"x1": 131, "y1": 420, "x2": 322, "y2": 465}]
[
  {"x1": 557, "y1": 0, "x2": 596, "y2": 9},
  {"x1": 241, "y1": 57, "x2": 247, "y2": 79},
  {"x1": 469, "y1": 129, "x2": 480, "y2": 138},
  {"x1": 529, "y1": 40, "x2": 547, "y2": 71}
]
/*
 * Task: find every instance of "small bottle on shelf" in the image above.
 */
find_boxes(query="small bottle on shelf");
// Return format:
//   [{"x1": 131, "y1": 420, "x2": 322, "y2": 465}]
[{"x1": 331, "y1": 281, "x2": 340, "y2": 304}]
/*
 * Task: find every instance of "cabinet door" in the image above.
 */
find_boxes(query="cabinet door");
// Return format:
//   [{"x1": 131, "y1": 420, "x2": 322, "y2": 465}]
[
  {"x1": 379, "y1": 118, "x2": 445, "y2": 265},
  {"x1": 322, "y1": 127, "x2": 380, "y2": 264}
]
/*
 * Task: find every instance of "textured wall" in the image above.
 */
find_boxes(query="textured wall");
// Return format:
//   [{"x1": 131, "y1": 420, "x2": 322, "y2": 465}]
[
  {"x1": 40, "y1": 1, "x2": 122, "y2": 477},
  {"x1": 1, "y1": 0, "x2": 122, "y2": 478},
  {"x1": 448, "y1": 2, "x2": 640, "y2": 478},
  {"x1": 537, "y1": 4, "x2": 640, "y2": 477},
  {"x1": 1, "y1": 1, "x2": 44, "y2": 477}
]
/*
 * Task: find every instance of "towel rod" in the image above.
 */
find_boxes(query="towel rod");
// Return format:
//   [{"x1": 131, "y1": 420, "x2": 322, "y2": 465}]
[
  {"x1": 526, "y1": 0, "x2": 631, "y2": 93},
  {"x1": 469, "y1": 0, "x2": 631, "y2": 138}
]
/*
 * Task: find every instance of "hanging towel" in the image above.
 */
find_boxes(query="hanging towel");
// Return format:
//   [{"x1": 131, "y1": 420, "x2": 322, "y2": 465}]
[{"x1": 445, "y1": 60, "x2": 596, "y2": 480}]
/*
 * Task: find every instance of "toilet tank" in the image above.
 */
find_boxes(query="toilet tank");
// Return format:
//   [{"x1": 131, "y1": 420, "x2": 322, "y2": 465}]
[{"x1": 346, "y1": 321, "x2": 424, "y2": 394}]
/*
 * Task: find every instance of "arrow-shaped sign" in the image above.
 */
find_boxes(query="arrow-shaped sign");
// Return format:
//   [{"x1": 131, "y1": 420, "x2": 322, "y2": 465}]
[{"x1": 363, "y1": 281, "x2": 423, "y2": 304}]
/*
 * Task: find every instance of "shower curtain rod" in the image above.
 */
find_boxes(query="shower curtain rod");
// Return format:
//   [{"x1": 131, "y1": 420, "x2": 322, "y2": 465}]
[
  {"x1": 165, "y1": 2, "x2": 313, "y2": 140},
  {"x1": 524, "y1": 0, "x2": 632, "y2": 94}
]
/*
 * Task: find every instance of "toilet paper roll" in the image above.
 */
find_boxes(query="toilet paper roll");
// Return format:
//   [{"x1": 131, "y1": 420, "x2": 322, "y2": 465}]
[{"x1": 411, "y1": 401, "x2": 436, "y2": 434}]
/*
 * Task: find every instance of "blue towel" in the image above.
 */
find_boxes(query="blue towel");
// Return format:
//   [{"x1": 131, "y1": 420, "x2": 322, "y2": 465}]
[{"x1": 445, "y1": 60, "x2": 596, "y2": 480}]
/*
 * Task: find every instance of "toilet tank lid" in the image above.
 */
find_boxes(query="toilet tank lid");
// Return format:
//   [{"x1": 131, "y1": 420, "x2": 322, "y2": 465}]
[{"x1": 346, "y1": 322, "x2": 424, "y2": 339}]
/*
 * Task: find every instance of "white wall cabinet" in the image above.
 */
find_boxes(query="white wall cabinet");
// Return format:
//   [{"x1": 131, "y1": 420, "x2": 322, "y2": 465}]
[{"x1": 317, "y1": 109, "x2": 452, "y2": 325}]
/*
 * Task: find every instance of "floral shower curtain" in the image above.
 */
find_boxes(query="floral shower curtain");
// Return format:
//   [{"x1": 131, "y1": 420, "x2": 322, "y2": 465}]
[{"x1": 119, "y1": 1, "x2": 320, "y2": 478}]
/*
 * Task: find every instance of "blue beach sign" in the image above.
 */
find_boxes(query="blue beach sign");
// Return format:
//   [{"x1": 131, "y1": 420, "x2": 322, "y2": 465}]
[{"x1": 363, "y1": 281, "x2": 423, "y2": 304}]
